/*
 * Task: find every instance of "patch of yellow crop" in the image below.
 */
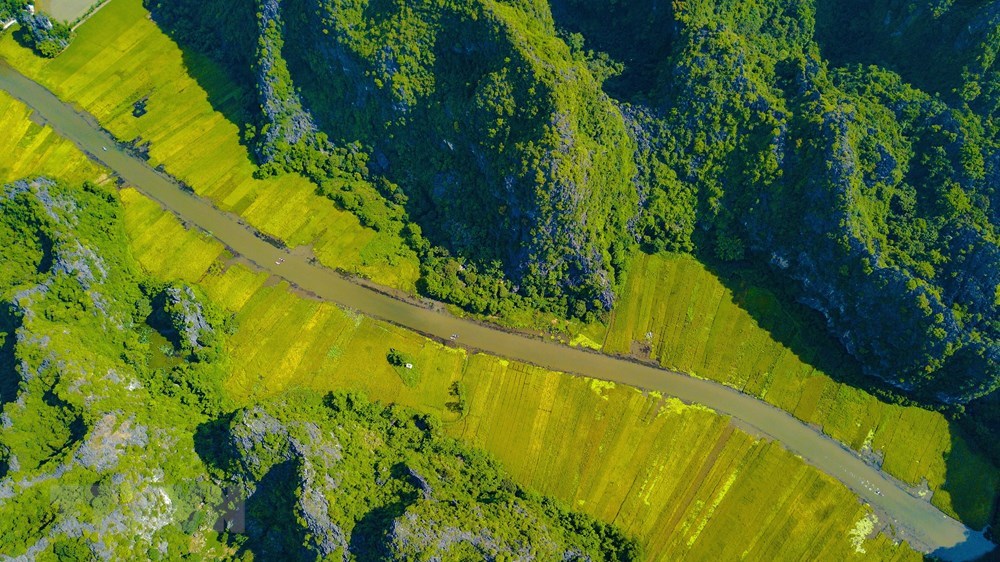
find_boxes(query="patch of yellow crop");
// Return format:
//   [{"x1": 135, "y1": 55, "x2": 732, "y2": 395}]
[
  {"x1": 120, "y1": 187, "x2": 224, "y2": 282},
  {"x1": 569, "y1": 332, "x2": 602, "y2": 350},
  {"x1": 0, "y1": 91, "x2": 101, "y2": 184},
  {"x1": 588, "y1": 378, "x2": 615, "y2": 399},
  {"x1": 608, "y1": 252, "x2": 999, "y2": 527}
]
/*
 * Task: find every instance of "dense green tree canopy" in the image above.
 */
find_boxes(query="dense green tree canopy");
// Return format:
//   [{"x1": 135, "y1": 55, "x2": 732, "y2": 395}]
[{"x1": 144, "y1": 0, "x2": 998, "y2": 403}]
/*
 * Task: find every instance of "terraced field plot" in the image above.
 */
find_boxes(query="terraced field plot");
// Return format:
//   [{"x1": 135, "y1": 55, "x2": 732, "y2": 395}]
[
  {"x1": 0, "y1": 0, "x2": 420, "y2": 290},
  {"x1": 120, "y1": 187, "x2": 919, "y2": 560},
  {"x1": 607, "y1": 252, "x2": 999, "y2": 527},
  {"x1": 0, "y1": 90, "x2": 102, "y2": 184}
]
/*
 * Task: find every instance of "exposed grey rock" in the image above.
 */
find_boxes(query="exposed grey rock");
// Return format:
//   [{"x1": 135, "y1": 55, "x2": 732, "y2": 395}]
[
  {"x1": 74, "y1": 413, "x2": 149, "y2": 473},
  {"x1": 253, "y1": 0, "x2": 318, "y2": 165},
  {"x1": 160, "y1": 285, "x2": 215, "y2": 351}
]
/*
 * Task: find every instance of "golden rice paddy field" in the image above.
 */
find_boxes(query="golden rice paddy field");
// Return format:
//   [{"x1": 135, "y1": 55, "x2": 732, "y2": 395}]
[
  {"x1": 606, "y1": 252, "x2": 999, "y2": 527},
  {"x1": 0, "y1": 90, "x2": 102, "y2": 184},
  {"x1": 0, "y1": 0, "x2": 992, "y2": 545},
  {"x1": 120, "y1": 186, "x2": 919, "y2": 560}
]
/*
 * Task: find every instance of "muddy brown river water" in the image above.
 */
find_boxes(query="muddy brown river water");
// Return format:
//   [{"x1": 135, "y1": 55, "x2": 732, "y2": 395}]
[{"x1": 0, "y1": 60, "x2": 993, "y2": 560}]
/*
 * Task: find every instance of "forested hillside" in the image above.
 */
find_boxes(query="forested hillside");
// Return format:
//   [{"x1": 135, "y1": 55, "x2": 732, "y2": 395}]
[
  {"x1": 0, "y1": 176, "x2": 638, "y2": 559},
  {"x1": 143, "y1": 0, "x2": 999, "y2": 408}
]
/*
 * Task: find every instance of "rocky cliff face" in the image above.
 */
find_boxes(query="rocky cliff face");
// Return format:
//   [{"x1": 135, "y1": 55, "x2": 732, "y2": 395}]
[
  {"x1": 652, "y1": 0, "x2": 1000, "y2": 402},
  {"x1": 289, "y1": 0, "x2": 639, "y2": 308},
  {"x1": 0, "y1": 178, "x2": 230, "y2": 560},
  {"x1": 219, "y1": 391, "x2": 639, "y2": 561},
  {"x1": 251, "y1": 0, "x2": 319, "y2": 170}
]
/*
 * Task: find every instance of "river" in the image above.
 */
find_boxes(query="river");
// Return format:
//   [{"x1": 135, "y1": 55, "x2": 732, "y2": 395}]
[{"x1": 0, "y1": 60, "x2": 993, "y2": 560}]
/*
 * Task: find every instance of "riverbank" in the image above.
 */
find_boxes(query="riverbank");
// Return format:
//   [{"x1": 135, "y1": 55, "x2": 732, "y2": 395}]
[
  {"x1": 0, "y1": 59, "x2": 993, "y2": 560},
  {"x1": 2, "y1": 1, "x2": 994, "y2": 534}
]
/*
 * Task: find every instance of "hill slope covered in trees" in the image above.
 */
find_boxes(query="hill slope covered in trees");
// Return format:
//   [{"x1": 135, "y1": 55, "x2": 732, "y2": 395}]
[{"x1": 144, "y1": 0, "x2": 999, "y2": 407}]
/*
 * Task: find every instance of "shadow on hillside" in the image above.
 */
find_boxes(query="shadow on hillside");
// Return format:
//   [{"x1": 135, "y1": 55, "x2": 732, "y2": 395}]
[
  {"x1": 812, "y1": 0, "x2": 974, "y2": 98},
  {"x1": 193, "y1": 420, "x2": 314, "y2": 560},
  {"x1": 0, "y1": 303, "x2": 20, "y2": 480},
  {"x1": 348, "y1": 463, "x2": 420, "y2": 562},
  {"x1": 690, "y1": 248, "x2": 890, "y2": 398},
  {"x1": 0, "y1": 303, "x2": 23, "y2": 412},
  {"x1": 192, "y1": 415, "x2": 237, "y2": 473},
  {"x1": 176, "y1": 48, "x2": 254, "y2": 140},
  {"x1": 941, "y1": 419, "x2": 1000, "y2": 534},
  {"x1": 142, "y1": 3, "x2": 256, "y2": 155},
  {"x1": 934, "y1": 424, "x2": 1000, "y2": 558},
  {"x1": 548, "y1": 0, "x2": 675, "y2": 102},
  {"x1": 242, "y1": 459, "x2": 313, "y2": 561}
]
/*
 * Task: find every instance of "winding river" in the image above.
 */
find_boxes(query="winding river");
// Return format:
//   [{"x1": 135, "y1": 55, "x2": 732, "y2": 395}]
[{"x1": 0, "y1": 60, "x2": 993, "y2": 560}]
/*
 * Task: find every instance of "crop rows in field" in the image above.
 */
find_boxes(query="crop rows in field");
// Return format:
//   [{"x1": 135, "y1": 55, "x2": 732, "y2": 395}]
[
  {"x1": 0, "y1": 90, "x2": 102, "y2": 184},
  {"x1": 121, "y1": 189, "x2": 918, "y2": 560},
  {"x1": 606, "y1": 252, "x2": 999, "y2": 526}
]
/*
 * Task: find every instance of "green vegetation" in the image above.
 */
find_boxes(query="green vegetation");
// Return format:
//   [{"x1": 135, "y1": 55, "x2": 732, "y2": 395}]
[
  {"x1": 589, "y1": 0, "x2": 998, "y2": 405},
  {"x1": 120, "y1": 188, "x2": 920, "y2": 559},
  {"x1": 140, "y1": 0, "x2": 999, "y2": 406},
  {"x1": 0, "y1": 121, "x2": 641, "y2": 560},
  {"x1": 0, "y1": 0, "x2": 22, "y2": 21},
  {"x1": 0, "y1": 176, "x2": 232, "y2": 558},
  {"x1": 0, "y1": 0, "x2": 75, "y2": 57},
  {"x1": 18, "y1": 9, "x2": 74, "y2": 56},
  {"x1": 387, "y1": 347, "x2": 419, "y2": 387},
  {"x1": 816, "y1": 0, "x2": 1000, "y2": 107}
]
